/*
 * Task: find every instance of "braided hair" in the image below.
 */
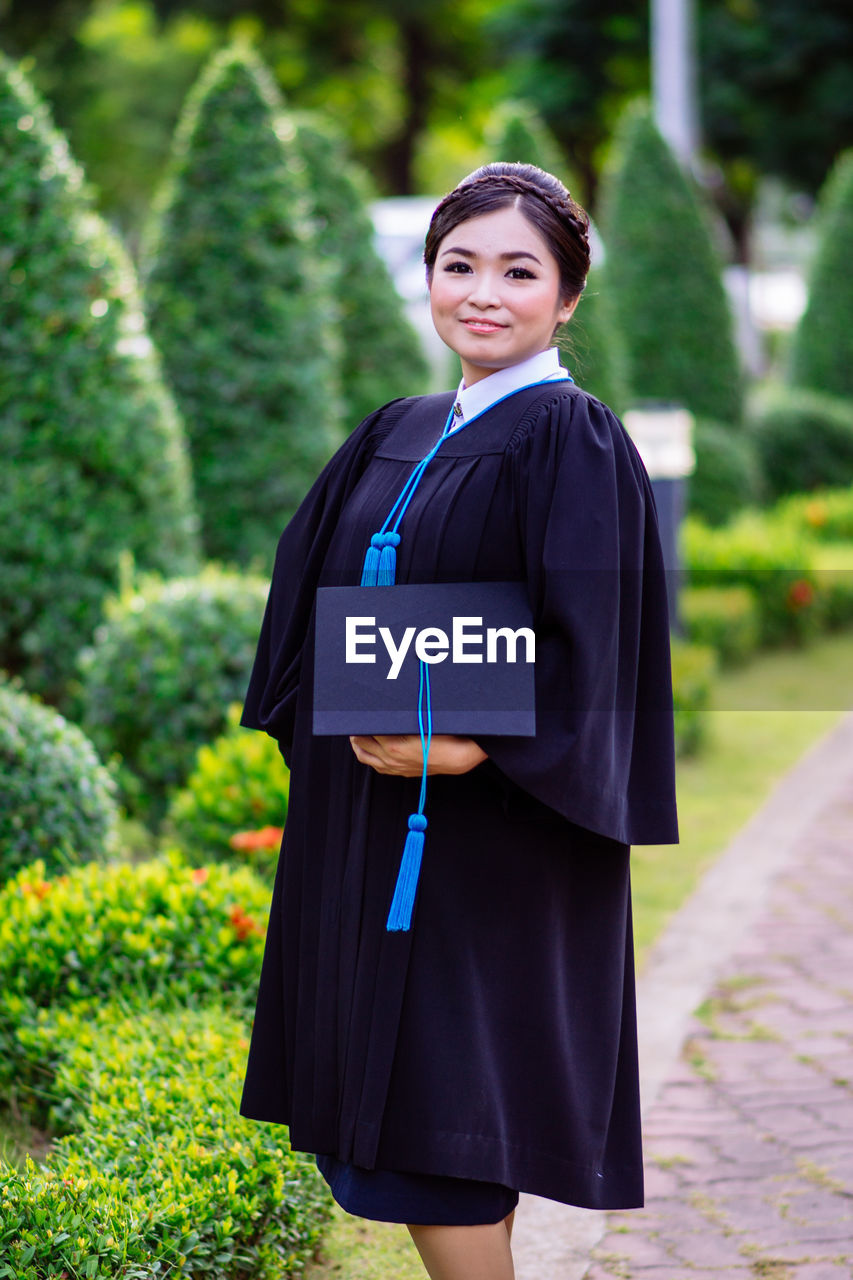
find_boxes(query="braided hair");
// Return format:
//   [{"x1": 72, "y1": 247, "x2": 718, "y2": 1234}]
[{"x1": 424, "y1": 162, "x2": 591, "y2": 302}]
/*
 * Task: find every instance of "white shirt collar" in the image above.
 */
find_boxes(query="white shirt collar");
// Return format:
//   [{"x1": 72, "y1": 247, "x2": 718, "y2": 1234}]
[{"x1": 450, "y1": 347, "x2": 570, "y2": 430}]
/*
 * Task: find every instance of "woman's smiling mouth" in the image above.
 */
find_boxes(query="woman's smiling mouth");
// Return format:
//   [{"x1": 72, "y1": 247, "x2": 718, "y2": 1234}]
[{"x1": 460, "y1": 318, "x2": 508, "y2": 333}]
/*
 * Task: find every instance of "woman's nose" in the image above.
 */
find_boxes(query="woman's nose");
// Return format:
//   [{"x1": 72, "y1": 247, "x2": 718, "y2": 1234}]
[{"x1": 466, "y1": 273, "x2": 501, "y2": 307}]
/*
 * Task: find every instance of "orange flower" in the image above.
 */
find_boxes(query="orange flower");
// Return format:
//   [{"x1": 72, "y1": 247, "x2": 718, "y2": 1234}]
[
  {"x1": 805, "y1": 500, "x2": 827, "y2": 528},
  {"x1": 21, "y1": 879, "x2": 51, "y2": 900},
  {"x1": 191, "y1": 867, "x2": 209, "y2": 885},
  {"x1": 229, "y1": 826, "x2": 283, "y2": 851},
  {"x1": 787, "y1": 578, "x2": 815, "y2": 610},
  {"x1": 228, "y1": 905, "x2": 261, "y2": 942}
]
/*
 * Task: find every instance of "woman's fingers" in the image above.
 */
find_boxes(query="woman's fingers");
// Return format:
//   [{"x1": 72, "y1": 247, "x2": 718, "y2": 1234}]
[{"x1": 349, "y1": 734, "x2": 421, "y2": 775}]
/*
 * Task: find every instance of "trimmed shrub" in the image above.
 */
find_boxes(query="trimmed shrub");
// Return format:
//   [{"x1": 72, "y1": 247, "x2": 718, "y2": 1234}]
[
  {"x1": 77, "y1": 566, "x2": 268, "y2": 817},
  {"x1": 484, "y1": 100, "x2": 577, "y2": 189},
  {"x1": 165, "y1": 703, "x2": 289, "y2": 869},
  {"x1": 295, "y1": 113, "x2": 429, "y2": 427},
  {"x1": 775, "y1": 486, "x2": 853, "y2": 542},
  {"x1": 567, "y1": 266, "x2": 631, "y2": 415},
  {"x1": 1, "y1": 1005, "x2": 330, "y2": 1280},
  {"x1": 140, "y1": 45, "x2": 342, "y2": 568},
  {"x1": 0, "y1": 55, "x2": 198, "y2": 701},
  {"x1": 0, "y1": 853, "x2": 269, "y2": 1099},
  {"x1": 813, "y1": 543, "x2": 853, "y2": 630},
  {"x1": 681, "y1": 585, "x2": 760, "y2": 667},
  {"x1": 749, "y1": 387, "x2": 853, "y2": 501},
  {"x1": 0, "y1": 685, "x2": 118, "y2": 885},
  {"x1": 671, "y1": 639, "x2": 717, "y2": 757},
  {"x1": 683, "y1": 513, "x2": 821, "y2": 646},
  {"x1": 789, "y1": 149, "x2": 853, "y2": 401},
  {"x1": 689, "y1": 418, "x2": 762, "y2": 525},
  {"x1": 597, "y1": 99, "x2": 744, "y2": 426}
]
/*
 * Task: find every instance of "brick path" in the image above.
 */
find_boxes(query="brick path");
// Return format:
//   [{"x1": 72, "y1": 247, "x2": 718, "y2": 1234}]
[{"x1": 585, "y1": 788, "x2": 853, "y2": 1280}]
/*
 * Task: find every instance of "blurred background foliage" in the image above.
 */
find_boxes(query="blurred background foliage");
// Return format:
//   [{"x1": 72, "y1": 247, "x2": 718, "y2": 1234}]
[{"x1": 1, "y1": 0, "x2": 851, "y2": 256}]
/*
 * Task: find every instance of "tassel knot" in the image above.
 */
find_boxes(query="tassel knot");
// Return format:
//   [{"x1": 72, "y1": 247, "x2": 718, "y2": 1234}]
[
  {"x1": 377, "y1": 531, "x2": 400, "y2": 586},
  {"x1": 407, "y1": 813, "x2": 427, "y2": 833}
]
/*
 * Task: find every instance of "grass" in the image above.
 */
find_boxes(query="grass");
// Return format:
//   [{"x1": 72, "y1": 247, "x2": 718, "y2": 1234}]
[{"x1": 631, "y1": 629, "x2": 853, "y2": 960}]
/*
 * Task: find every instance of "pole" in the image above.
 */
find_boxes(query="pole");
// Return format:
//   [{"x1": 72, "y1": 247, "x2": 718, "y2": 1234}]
[{"x1": 651, "y1": 0, "x2": 700, "y2": 170}]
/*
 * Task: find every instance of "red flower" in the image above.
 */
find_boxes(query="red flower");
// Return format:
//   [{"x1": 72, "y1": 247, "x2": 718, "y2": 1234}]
[
  {"x1": 228, "y1": 905, "x2": 261, "y2": 942},
  {"x1": 787, "y1": 579, "x2": 815, "y2": 610},
  {"x1": 229, "y1": 826, "x2": 284, "y2": 851}
]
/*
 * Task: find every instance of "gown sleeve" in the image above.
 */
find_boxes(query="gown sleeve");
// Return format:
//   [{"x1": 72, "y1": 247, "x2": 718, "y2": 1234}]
[
  {"x1": 475, "y1": 391, "x2": 679, "y2": 846},
  {"x1": 240, "y1": 400, "x2": 406, "y2": 765}
]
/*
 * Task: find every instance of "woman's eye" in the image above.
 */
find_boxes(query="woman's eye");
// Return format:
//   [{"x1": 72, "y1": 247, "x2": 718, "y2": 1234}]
[
  {"x1": 507, "y1": 267, "x2": 535, "y2": 280},
  {"x1": 443, "y1": 261, "x2": 472, "y2": 273}
]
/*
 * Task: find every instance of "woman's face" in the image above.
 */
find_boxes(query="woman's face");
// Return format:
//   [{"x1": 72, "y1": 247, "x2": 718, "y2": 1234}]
[{"x1": 428, "y1": 203, "x2": 578, "y2": 386}]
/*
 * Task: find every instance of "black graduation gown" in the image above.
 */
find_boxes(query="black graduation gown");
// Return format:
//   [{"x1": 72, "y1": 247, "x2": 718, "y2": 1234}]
[{"x1": 238, "y1": 382, "x2": 678, "y2": 1211}]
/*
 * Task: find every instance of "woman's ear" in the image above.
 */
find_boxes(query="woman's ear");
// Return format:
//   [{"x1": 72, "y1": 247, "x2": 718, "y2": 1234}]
[{"x1": 557, "y1": 296, "x2": 580, "y2": 326}]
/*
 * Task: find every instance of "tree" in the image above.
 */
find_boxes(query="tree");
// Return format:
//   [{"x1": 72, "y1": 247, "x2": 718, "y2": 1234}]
[
  {"x1": 788, "y1": 149, "x2": 853, "y2": 402},
  {"x1": 493, "y1": 0, "x2": 853, "y2": 260},
  {"x1": 0, "y1": 53, "x2": 198, "y2": 701},
  {"x1": 489, "y1": 0, "x2": 649, "y2": 207},
  {"x1": 483, "y1": 99, "x2": 584, "y2": 197},
  {"x1": 140, "y1": 45, "x2": 342, "y2": 568},
  {"x1": 597, "y1": 100, "x2": 744, "y2": 424},
  {"x1": 295, "y1": 113, "x2": 429, "y2": 426}
]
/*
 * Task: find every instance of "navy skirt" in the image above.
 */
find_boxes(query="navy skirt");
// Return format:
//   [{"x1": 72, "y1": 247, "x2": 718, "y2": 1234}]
[{"x1": 315, "y1": 1154, "x2": 520, "y2": 1225}]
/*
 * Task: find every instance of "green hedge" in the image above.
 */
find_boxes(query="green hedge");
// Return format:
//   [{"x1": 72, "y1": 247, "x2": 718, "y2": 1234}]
[
  {"x1": 597, "y1": 99, "x2": 744, "y2": 426},
  {"x1": 0, "y1": 685, "x2": 118, "y2": 884},
  {"x1": 671, "y1": 639, "x2": 717, "y2": 757},
  {"x1": 689, "y1": 418, "x2": 762, "y2": 525},
  {"x1": 1, "y1": 1005, "x2": 330, "y2": 1280},
  {"x1": 165, "y1": 704, "x2": 289, "y2": 869},
  {"x1": 788, "y1": 148, "x2": 853, "y2": 401},
  {"x1": 680, "y1": 584, "x2": 760, "y2": 668},
  {"x1": 683, "y1": 513, "x2": 821, "y2": 646},
  {"x1": 749, "y1": 387, "x2": 853, "y2": 500},
  {"x1": 77, "y1": 567, "x2": 268, "y2": 817},
  {"x1": 0, "y1": 853, "x2": 269, "y2": 1103},
  {"x1": 814, "y1": 543, "x2": 853, "y2": 630},
  {"x1": 295, "y1": 113, "x2": 428, "y2": 427},
  {"x1": 140, "y1": 45, "x2": 341, "y2": 568},
  {"x1": 0, "y1": 54, "x2": 198, "y2": 701},
  {"x1": 774, "y1": 485, "x2": 853, "y2": 541}
]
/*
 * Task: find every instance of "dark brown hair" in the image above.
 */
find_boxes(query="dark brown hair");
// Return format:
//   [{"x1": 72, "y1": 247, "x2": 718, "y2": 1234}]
[{"x1": 423, "y1": 162, "x2": 591, "y2": 301}]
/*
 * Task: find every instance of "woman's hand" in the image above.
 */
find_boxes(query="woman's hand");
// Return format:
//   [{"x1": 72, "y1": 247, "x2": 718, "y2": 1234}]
[{"x1": 349, "y1": 734, "x2": 487, "y2": 777}]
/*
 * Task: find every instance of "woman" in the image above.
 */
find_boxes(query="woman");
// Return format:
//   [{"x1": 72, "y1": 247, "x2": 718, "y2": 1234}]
[{"x1": 239, "y1": 162, "x2": 678, "y2": 1280}]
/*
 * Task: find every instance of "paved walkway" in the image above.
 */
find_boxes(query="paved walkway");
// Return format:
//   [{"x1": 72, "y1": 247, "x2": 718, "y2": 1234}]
[{"x1": 513, "y1": 711, "x2": 853, "y2": 1280}]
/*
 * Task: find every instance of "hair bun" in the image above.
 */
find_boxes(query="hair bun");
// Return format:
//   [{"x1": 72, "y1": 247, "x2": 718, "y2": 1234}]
[{"x1": 424, "y1": 161, "x2": 591, "y2": 300}]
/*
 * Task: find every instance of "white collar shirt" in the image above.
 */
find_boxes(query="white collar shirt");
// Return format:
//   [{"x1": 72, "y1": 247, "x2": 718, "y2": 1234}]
[{"x1": 448, "y1": 347, "x2": 571, "y2": 434}]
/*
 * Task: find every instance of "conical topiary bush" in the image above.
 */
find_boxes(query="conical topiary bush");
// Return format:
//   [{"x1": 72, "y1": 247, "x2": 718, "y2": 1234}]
[
  {"x1": 597, "y1": 100, "x2": 744, "y2": 426},
  {"x1": 0, "y1": 54, "x2": 198, "y2": 703},
  {"x1": 788, "y1": 149, "x2": 853, "y2": 402},
  {"x1": 484, "y1": 101, "x2": 582, "y2": 198},
  {"x1": 140, "y1": 45, "x2": 342, "y2": 568},
  {"x1": 565, "y1": 266, "x2": 631, "y2": 416},
  {"x1": 294, "y1": 112, "x2": 428, "y2": 427}
]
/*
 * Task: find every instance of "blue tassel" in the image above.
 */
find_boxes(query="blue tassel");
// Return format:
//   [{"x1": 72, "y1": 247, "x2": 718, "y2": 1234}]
[
  {"x1": 386, "y1": 813, "x2": 427, "y2": 932},
  {"x1": 377, "y1": 532, "x2": 400, "y2": 586},
  {"x1": 361, "y1": 533, "x2": 383, "y2": 586}
]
